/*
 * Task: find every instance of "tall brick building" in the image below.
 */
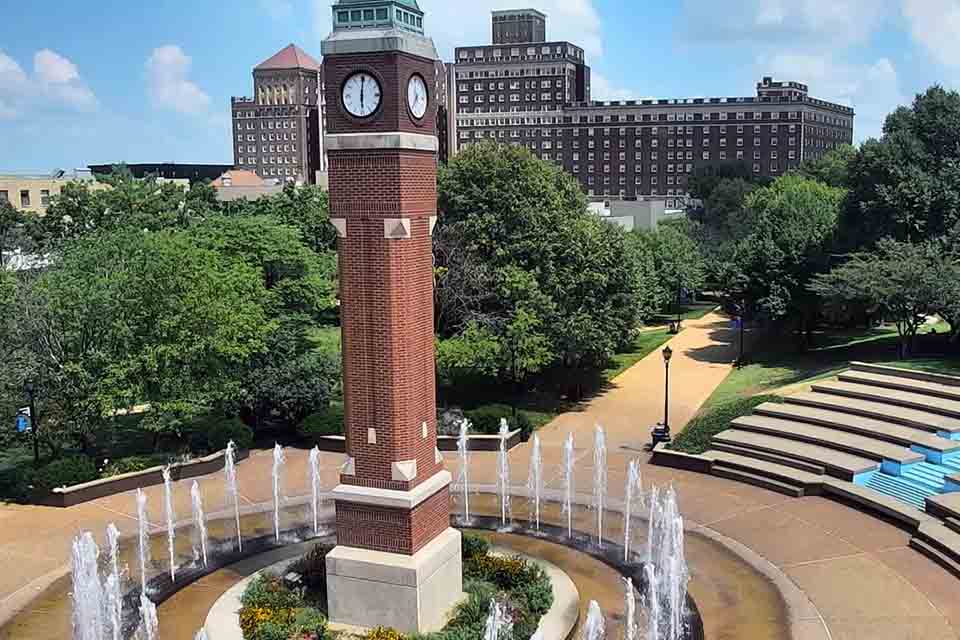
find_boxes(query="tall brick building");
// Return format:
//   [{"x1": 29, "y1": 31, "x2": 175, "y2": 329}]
[
  {"x1": 230, "y1": 44, "x2": 328, "y2": 184},
  {"x1": 321, "y1": 0, "x2": 461, "y2": 634},
  {"x1": 451, "y1": 11, "x2": 855, "y2": 208}
]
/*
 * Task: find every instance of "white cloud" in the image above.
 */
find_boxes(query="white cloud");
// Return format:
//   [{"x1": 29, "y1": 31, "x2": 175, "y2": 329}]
[
  {"x1": 590, "y1": 72, "x2": 638, "y2": 102},
  {"x1": 902, "y1": 0, "x2": 960, "y2": 68},
  {"x1": 260, "y1": 0, "x2": 293, "y2": 21},
  {"x1": 0, "y1": 49, "x2": 96, "y2": 117},
  {"x1": 146, "y1": 45, "x2": 211, "y2": 115},
  {"x1": 680, "y1": 0, "x2": 891, "y2": 47},
  {"x1": 757, "y1": 53, "x2": 905, "y2": 140}
]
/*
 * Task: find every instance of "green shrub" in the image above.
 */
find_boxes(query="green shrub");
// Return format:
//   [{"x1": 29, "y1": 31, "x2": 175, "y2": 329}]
[
  {"x1": 288, "y1": 544, "x2": 334, "y2": 598},
  {"x1": 100, "y1": 455, "x2": 168, "y2": 478},
  {"x1": 464, "y1": 404, "x2": 516, "y2": 435},
  {"x1": 241, "y1": 574, "x2": 304, "y2": 611},
  {"x1": 206, "y1": 416, "x2": 254, "y2": 452},
  {"x1": 670, "y1": 395, "x2": 783, "y2": 454},
  {"x1": 364, "y1": 628, "x2": 404, "y2": 640},
  {"x1": 29, "y1": 456, "x2": 98, "y2": 492},
  {"x1": 461, "y1": 533, "x2": 492, "y2": 562},
  {"x1": 290, "y1": 607, "x2": 327, "y2": 638},
  {"x1": 515, "y1": 411, "x2": 533, "y2": 442},
  {"x1": 514, "y1": 566, "x2": 553, "y2": 615},
  {"x1": 298, "y1": 405, "x2": 344, "y2": 442},
  {"x1": 0, "y1": 465, "x2": 32, "y2": 503},
  {"x1": 252, "y1": 620, "x2": 292, "y2": 640}
]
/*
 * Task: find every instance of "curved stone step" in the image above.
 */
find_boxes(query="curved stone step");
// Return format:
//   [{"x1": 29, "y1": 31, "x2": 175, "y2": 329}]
[
  {"x1": 712, "y1": 466, "x2": 805, "y2": 498},
  {"x1": 914, "y1": 522, "x2": 960, "y2": 568},
  {"x1": 822, "y1": 478, "x2": 933, "y2": 529},
  {"x1": 710, "y1": 440, "x2": 827, "y2": 474},
  {"x1": 754, "y1": 402, "x2": 960, "y2": 453},
  {"x1": 852, "y1": 362, "x2": 960, "y2": 387},
  {"x1": 927, "y1": 493, "x2": 960, "y2": 521},
  {"x1": 713, "y1": 429, "x2": 876, "y2": 480},
  {"x1": 785, "y1": 391, "x2": 960, "y2": 436},
  {"x1": 811, "y1": 381, "x2": 960, "y2": 420},
  {"x1": 839, "y1": 370, "x2": 960, "y2": 403},
  {"x1": 909, "y1": 538, "x2": 960, "y2": 580},
  {"x1": 708, "y1": 450, "x2": 823, "y2": 489},
  {"x1": 731, "y1": 415, "x2": 923, "y2": 465}
]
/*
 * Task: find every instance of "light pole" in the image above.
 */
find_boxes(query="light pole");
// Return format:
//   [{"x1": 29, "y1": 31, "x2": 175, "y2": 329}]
[
  {"x1": 24, "y1": 382, "x2": 39, "y2": 464},
  {"x1": 651, "y1": 346, "x2": 673, "y2": 448}
]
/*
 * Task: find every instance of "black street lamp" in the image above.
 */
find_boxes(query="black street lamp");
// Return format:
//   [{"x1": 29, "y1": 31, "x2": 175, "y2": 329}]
[
  {"x1": 733, "y1": 298, "x2": 747, "y2": 369},
  {"x1": 24, "y1": 381, "x2": 39, "y2": 464},
  {"x1": 651, "y1": 345, "x2": 673, "y2": 448}
]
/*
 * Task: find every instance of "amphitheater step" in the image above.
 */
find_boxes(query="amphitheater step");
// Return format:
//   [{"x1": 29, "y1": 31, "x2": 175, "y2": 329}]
[
  {"x1": 731, "y1": 414, "x2": 922, "y2": 465},
  {"x1": 840, "y1": 370, "x2": 960, "y2": 403},
  {"x1": 851, "y1": 362, "x2": 960, "y2": 387},
  {"x1": 709, "y1": 441, "x2": 827, "y2": 474},
  {"x1": 709, "y1": 450, "x2": 823, "y2": 489},
  {"x1": 822, "y1": 478, "x2": 933, "y2": 529},
  {"x1": 754, "y1": 402, "x2": 960, "y2": 453},
  {"x1": 912, "y1": 522, "x2": 960, "y2": 578},
  {"x1": 926, "y1": 493, "x2": 960, "y2": 521},
  {"x1": 909, "y1": 538, "x2": 960, "y2": 580},
  {"x1": 864, "y1": 473, "x2": 936, "y2": 510},
  {"x1": 945, "y1": 517, "x2": 960, "y2": 536},
  {"x1": 712, "y1": 466, "x2": 805, "y2": 497},
  {"x1": 785, "y1": 391, "x2": 960, "y2": 436},
  {"x1": 811, "y1": 381, "x2": 960, "y2": 420},
  {"x1": 713, "y1": 429, "x2": 875, "y2": 480}
]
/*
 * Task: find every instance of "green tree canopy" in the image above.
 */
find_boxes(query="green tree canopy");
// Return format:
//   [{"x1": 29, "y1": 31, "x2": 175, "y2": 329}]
[{"x1": 796, "y1": 145, "x2": 856, "y2": 189}]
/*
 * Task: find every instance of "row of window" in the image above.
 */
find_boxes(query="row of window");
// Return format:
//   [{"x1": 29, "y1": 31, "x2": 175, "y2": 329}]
[
  {"x1": 456, "y1": 66, "x2": 574, "y2": 80},
  {"x1": 237, "y1": 133, "x2": 298, "y2": 143},
  {"x1": 461, "y1": 130, "x2": 797, "y2": 148},
  {"x1": 239, "y1": 156, "x2": 299, "y2": 166},
  {"x1": 239, "y1": 144, "x2": 298, "y2": 154},
  {"x1": 458, "y1": 44, "x2": 580, "y2": 59},
  {"x1": 456, "y1": 107, "x2": 850, "y2": 128},
  {"x1": 461, "y1": 79, "x2": 565, "y2": 91},
  {"x1": 460, "y1": 93, "x2": 566, "y2": 104},
  {"x1": 236, "y1": 119, "x2": 299, "y2": 131},
  {"x1": 0, "y1": 189, "x2": 51, "y2": 208},
  {"x1": 458, "y1": 122, "x2": 801, "y2": 136}
]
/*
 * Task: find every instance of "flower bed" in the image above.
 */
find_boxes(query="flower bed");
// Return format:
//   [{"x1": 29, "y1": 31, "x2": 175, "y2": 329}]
[{"x1": 238, "y1": 534, "x2": 553, "y2": 640}]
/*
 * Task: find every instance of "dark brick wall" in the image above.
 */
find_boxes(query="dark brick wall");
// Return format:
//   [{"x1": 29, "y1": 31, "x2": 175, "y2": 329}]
[{"x1": 335, "y1": 487, "x2": 450, "y2": 555}]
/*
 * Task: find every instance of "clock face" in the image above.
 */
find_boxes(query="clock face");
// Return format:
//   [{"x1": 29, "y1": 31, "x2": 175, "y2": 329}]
[
  {"x1": 407, "y1": 74, "x2": 428, "y2": 120},
  {"x1": 342, "y1": 72, "x2": 381, "y2": 118}
]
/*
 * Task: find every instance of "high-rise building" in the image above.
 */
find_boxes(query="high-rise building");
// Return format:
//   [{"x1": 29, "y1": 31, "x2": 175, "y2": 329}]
[
  {"x1": 450, "y1": 11, "x2": 855, "y2": 208},
  {"x1": 231, "y1": 44, "x2": 327, "y2": 185}
]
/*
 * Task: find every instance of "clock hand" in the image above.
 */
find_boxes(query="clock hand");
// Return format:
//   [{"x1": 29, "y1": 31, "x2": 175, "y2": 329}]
[{"x1": 360, "y1": 77, "x2": 365, "y2": 111}]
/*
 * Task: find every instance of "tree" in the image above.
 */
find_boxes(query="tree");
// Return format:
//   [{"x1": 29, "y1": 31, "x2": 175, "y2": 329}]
[
  {"x1": 634, "y1": 222, "x2": 705, "y2": 319},
  {"x1": 722, "y1": 175, "x2": 845, "y2": 337},
  {"x1": 843, "y1": 86, "x2": 960, "y2": 248},
  {"x1": 796, "y1": 145, "x2": 856, "y2": 189},
  {"x1": 810, "y1": 238, "x2": 956, "y2": 357},
  {"x1": 232, "y1": 184, "x2": 337, "y2": 253},
  {"x1": 0, "y1": 200, "x2": 28, "y2": 268},
  {"x1": 11, "y1": 229, "x2": 274, "y2": 451}
]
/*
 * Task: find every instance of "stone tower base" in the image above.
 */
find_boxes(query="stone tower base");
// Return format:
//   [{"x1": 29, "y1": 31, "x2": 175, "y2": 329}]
[{"x1": 325, "y1": 527, "x2": 464, "y2": 634}]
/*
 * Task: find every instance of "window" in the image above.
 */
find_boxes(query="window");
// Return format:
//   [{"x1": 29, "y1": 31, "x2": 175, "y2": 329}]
[
  {"x1": 702, "y1": 151, "x2": 710, "y2": 160},
  {"x1": 753, "y1": 151, "x2": 761, "y2": 160},
  {"x1": 719, "y1": 151, "x2": 727, "y2": 160},
  {"x1": 20, "y1": 190, "x2": 31, "y2": 207},
  {"x1": 753, "y1": 163, "x2": 761, "y2": 173},
  {"x1": 0, "y1": 190, "x2": 7, "y2": 203},
  {"x1": 736, "y1": 150, "x2": 744, "y2": 160},
  {"x1": 40, "y1": 190, "x2": 50, "y2": 206}
]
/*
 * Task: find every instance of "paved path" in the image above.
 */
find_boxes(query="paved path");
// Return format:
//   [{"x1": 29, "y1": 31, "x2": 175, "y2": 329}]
[{"x1": 0, "y1": 312, "x2": 958, "y2": 640}]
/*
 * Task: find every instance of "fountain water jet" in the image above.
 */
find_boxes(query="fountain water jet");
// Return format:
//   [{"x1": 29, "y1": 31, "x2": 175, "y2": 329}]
[
  {"x1": 624, "y1": 577, "x2": 638, "y2": 640},
  {"x1": 105, "y1": 524, "x2": 123, "y2": 640},
  {"x1": 138, "y1": 592, "x2": 158, "y2": 640},
  {"x1": 562, "y1": 433, "x2": 574, "y2": 538},
  {"x1": 592, "y1": 425, "x2": 607, "y2": 547},
  {"x1": 483, "y1": 599, "x2": 512, "y2": 640},
  {"x1": 309, "y1": 446, "x2": 322, "y2": 536},
  {"x1": 135, "y1": 489, "x2": 150, "y2": 594},
  {"x1": 225, "y1": 440, "x2": 242, "y2": 552},
  {"x1": 496, "y1": 419, "x2": 511, "y2": 527},
  {"x1": 582, "y1": 600, "x2": 606, "y2": 640},
  {"x1": 644, "y1": 485, "x2": 689, "y2": 640},
  {"x1": 526, "y1": 433, "x2": 544, "y2": 531},
  {"x1": 624, "y1": 459, "x2": 642, "y2": 562},
  {"x1": 190, "y1": 481, "x2": 209, "y2": 567},
  {"x1": 457, "y1": 419, "x2": 471, "y2": 522},
  {"x1": 195, "y1": 630, "x2": 209, "y2": 640},
  {"x1": 162, "y1": 466, "x2": 177, "y2": 581},
  {"x1": 70, "y1": 532, "x2": 105, "y2": 640},
  {"x1": 272, "y1": 444, "x2": 286, "y2": 542}
]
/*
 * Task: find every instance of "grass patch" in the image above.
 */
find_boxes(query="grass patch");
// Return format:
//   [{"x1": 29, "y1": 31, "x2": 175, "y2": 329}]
[
  {"x1": 306, "y1": 324, "x2": 341, "y2": 354},
  {"x1": 872, "y1": 358, "x2": 960, "y2": 377},
  {"x1": 653, "y1": 303, "x2": 718, "y2": 324},
  {"x1": 603, "y1": 328, "x2": 673, "y2": 381},
  {"x1": 671, "y1": 394, "x2": 783, "y2": 454}
]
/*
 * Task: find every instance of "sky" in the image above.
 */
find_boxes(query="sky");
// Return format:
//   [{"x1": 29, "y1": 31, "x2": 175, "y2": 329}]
[{"x1": 2, "y1": 0, "x2": 959, "y2": 173}]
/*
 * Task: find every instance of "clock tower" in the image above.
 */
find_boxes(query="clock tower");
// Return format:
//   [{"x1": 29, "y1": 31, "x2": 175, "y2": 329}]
[{"x1": 321, "y1": 1, "x2": 462, "y2": 634}]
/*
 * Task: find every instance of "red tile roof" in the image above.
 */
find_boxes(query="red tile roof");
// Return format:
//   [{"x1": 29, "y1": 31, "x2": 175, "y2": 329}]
[
  {"x1": 255, "y1": 44, "x2": 322, "y2": 72},
  {"x1": 212, "y1": 170, "x2": 265, "y2": 187}
]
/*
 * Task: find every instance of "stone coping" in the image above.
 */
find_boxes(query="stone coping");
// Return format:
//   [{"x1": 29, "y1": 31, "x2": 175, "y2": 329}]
[
  {"x1": 38, "y1": 448, "x2": 249, "y2": 508},
  {"x1": 314, "y1": 429, "x2": 523, "y2": 454},
  {"x1": 204, "y1": 541, "x2": 579, "y2": 640}
]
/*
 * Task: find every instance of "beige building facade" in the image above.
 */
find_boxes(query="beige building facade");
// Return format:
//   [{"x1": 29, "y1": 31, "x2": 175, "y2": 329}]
[{"x1": 0, "y1": 170, "x2": 102, "y2": 215}]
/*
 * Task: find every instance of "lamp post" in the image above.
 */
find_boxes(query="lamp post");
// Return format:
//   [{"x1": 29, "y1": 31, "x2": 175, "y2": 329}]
[
  {"x1": 651, "y1": 346, "x2": 673, "y2": 447},
  {"x1": 24, "y1": 382, "x2": 39, "y2": 464}
]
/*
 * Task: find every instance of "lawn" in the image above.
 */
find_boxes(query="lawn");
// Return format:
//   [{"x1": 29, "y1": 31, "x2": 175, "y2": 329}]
[
  {"x1": 653, "y1": 303, "x2": 719, "y2": 325},
  {"x1": 306, "y1": 324, "x2": 342, "y2": 354},
  {"x1": 602, "y1": 328, "x2": 673, "y2": 381}
]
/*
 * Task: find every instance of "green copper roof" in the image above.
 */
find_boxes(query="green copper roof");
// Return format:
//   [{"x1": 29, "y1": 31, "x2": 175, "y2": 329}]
[
  {"x1": 332, "y1": 0, "x2": 424, "y2": 34},
  {"x1": 334, "y1": 0, "x2": 421, "y2": 9}
]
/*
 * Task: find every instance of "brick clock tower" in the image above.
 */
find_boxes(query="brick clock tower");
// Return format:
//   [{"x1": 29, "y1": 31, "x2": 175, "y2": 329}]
[{"x1": 321, "y1": 0, "x2": 462, "y2": 634}]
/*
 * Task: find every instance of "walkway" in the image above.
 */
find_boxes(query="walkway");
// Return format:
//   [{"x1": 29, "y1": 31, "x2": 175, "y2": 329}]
[{"x1": 0, "y1": 312, "x2": 958, "y2": 640}]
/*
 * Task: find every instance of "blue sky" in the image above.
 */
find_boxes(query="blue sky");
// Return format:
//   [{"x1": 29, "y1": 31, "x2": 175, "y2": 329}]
[{"x1": 2, "y1": 0, "x2": 959, "y2": 173}]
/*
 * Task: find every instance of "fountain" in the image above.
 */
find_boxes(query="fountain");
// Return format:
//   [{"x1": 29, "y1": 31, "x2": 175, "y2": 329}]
[
  {"x1": 624, "y1": 577, "x2": 638, "y2": 640},
  {"x1": 483, "y1": 599, "x2": 512, "y2": 640},
  {"x1": 457, "y1": 419, "x2": 471, "y2": 522},
  {"x1": 162, "y1": 466, "x2": 177, "y2": 581},
  {"x1": 105, "y1": 524, "x2": 123, "y2": 640},
  {"x1": 644, "y1": 485, "x2": 689, "y2": 640},
  {"x1": 592, "y1": 426, "x2": 607, "y2": 547},
  {"x1": 138, "y1": 592, "x2": 158, "y2": 640},
  {"x1": 562, "y1": 432, "x2": 574, "y2": 538},
  {"x1": 496, "y1": 419, "x2": 511, "y2": 527},
  {"x1": 195, "y1": 630, "x2": 209, "y2": 640},
  {"x1": 225, "y1": 440, "x2": 242, "y2": 552},
  {"x1": 526, "y1": 433, "x2": 544, "y2": 531},
  {"x1": 135, "y1": 489, "x2": 150, "y2": 594},
  {"x1": 70, "y1": 532, "x2": 104, "y2": 640},
  {"x1": 309, "y1": 446, "x2": 322, "y2": 536},
  {"x1": 624, "y1": 459, "x2": 642, "y2": 562},
  {"x1": 191, "y1": 481, "x2": 209, "y2": 567},
  {"x1": 272, "y1": 443, "x2": 286, "y2": 542},
  {"x1": 582, "y1": 600, "x2": 605, "y2": 640}
]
